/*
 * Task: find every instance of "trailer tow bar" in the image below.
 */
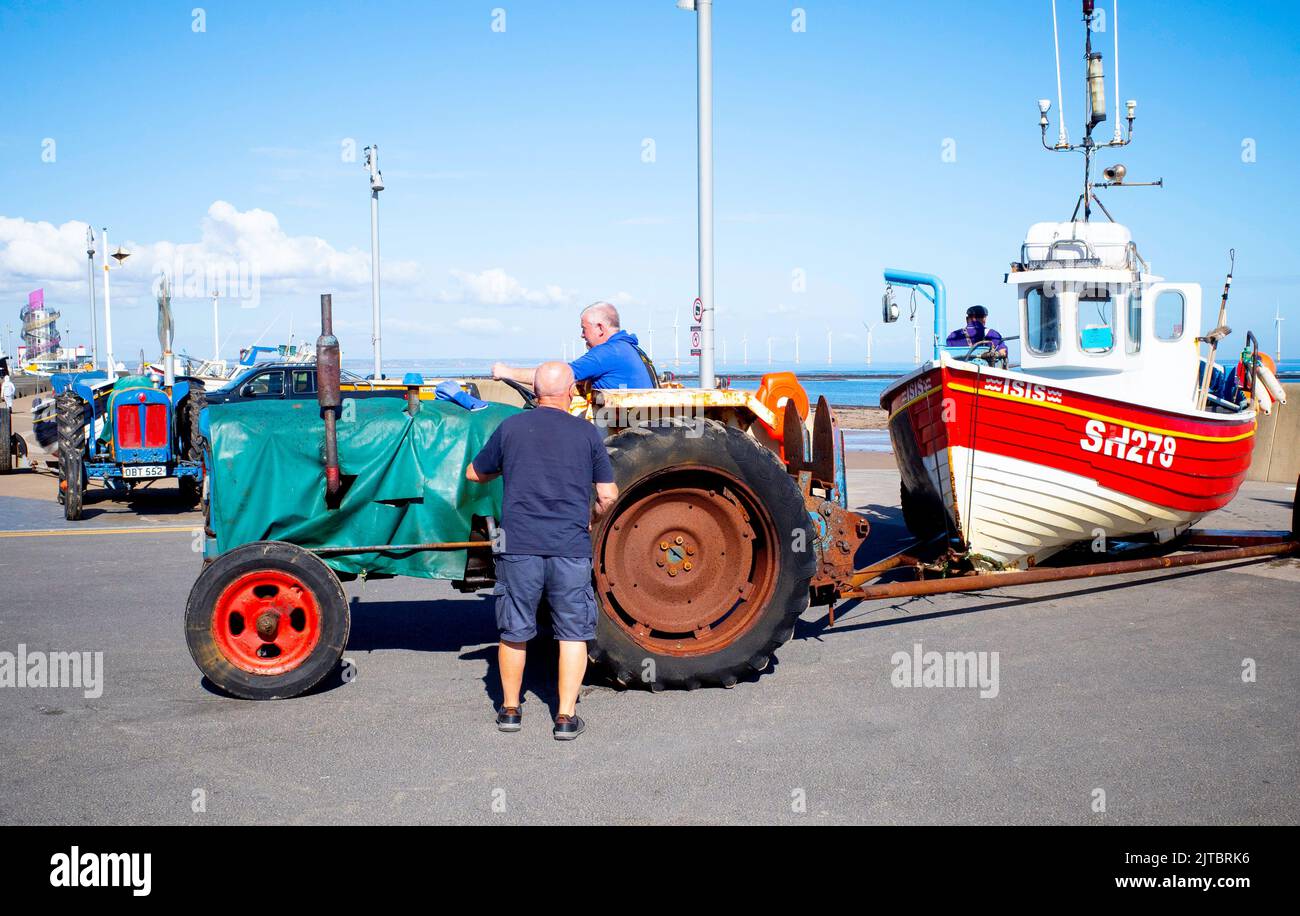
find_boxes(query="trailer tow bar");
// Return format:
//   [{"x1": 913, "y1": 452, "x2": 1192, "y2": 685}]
[{"x1": 825, "y1": 476, "x2": 1299, "y2": 622}]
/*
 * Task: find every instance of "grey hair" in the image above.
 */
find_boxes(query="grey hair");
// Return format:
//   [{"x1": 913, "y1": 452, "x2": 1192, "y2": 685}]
[{"x1": 581, "y1": 301, "x2": 620, "y2": 329}]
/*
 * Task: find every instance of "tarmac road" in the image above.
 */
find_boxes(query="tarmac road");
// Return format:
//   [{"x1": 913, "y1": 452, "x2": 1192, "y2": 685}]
[{"x1": 0, "y1": 468, "x2": 1296, "y2": 825}]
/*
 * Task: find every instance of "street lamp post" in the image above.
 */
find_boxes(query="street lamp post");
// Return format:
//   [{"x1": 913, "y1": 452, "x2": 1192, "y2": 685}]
[
  {"x1": 679, "y1": 0, "x2": 715, "y2": 389},
  {"x1": 211, "y1": 289, "x2": 221, "y2": 361},
  {"x1": 364, "y1": 145, "x2": 385, "y2": 380},
  {"x1": 101, "y1": 228, "x2": 115, "y2": 375},
  {"x1": 84, "y1": 226, "x2": 99, "y2": 370}
]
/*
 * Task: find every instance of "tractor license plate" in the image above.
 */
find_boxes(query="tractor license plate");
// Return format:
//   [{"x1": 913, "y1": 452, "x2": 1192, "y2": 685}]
[{"x1": 123, "y1": 465, "x2": 166, "y2": 479}]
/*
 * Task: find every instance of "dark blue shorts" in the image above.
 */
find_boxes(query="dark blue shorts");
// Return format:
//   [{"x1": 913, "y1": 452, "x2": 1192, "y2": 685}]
[{"x1": 494, "y1": 554, "x2": 597, "y2": 643}]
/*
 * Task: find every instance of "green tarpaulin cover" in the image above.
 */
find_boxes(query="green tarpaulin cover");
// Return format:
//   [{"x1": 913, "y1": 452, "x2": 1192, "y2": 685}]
[{"x1": 207, "y1": 397, "x2": 517, "y2": 580}]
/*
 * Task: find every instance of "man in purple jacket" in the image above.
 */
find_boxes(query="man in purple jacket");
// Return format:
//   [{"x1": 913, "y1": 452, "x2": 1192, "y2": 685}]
[{"x1": 946, "y1": 305, "x2": 1007, "y2": 360}]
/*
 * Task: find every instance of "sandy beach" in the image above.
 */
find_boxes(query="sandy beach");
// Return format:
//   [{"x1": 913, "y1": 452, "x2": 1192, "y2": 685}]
[{"x1": 831, "y1": 405, "x2": 889, "y2": 430}]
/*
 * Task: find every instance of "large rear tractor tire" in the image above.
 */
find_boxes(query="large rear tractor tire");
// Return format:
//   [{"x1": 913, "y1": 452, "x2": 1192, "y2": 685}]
[
  {"x1": 179, "y1": 474, "x2": 202, "y2": 508},
  {"x1": 185, "y1": 541, "x2": 350, "y2": 700},
  {"x1": 179, "y1": 383, "x2": 207, "y2": 509},
  {"x1": 56, "y1": 390, "x2": 87, "y2": 521},
  {"x1": 0, "y1": 407, "x2": 11, "y2": 473},
  {"x1": 592, "y1": 420, "x2": 816, "y2": 690},
  {"x1": 183, "y1": 383, "x2": 208, "y2": 462}
]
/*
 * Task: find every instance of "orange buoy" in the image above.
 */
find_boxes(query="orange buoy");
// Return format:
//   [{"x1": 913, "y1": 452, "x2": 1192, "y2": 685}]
[{"x1": 755, "y1": 372, "x2": 810, "y2": 442}]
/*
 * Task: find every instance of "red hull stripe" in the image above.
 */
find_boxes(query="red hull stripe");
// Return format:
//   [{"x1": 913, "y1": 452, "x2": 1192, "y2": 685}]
[
  {"x1": 888, "y1": 367, "x2": 1256, "y2": 514},
  {"x1": 948, "y1": 381, "x2": 1256, "y2": 443}
]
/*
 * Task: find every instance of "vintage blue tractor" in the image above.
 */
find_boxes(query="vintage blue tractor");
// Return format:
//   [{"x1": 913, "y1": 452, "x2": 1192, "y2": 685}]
[{"x1": 55, "y1": 373, "x2": 206, "y2": 520}]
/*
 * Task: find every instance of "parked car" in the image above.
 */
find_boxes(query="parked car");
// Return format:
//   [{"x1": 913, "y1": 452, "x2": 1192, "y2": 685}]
[
  {"x1": 205, "y1": 362, "x2": 534, "y2": 409},
  {"x1": 207, "y1": 363, "x2": 371, "y2": 405}
]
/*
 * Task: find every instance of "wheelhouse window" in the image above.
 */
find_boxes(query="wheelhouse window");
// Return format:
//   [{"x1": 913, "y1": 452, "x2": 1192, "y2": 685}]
[
  {"x1": 1078, "y1": 287, "x2": 1116, "y2": 354},
  {"x1": 1125, "y1": 287, "x2": 1142, "y2": 354},
  {"x1": 1024, "y1": 285, "x2": 1061, "y2": 355},
  {"x1": 1154, "y1": 290, "x2": 1185, "y2": 341}
]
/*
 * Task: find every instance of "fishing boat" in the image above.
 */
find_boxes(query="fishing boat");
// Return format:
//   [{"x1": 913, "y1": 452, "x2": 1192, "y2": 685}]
[
  {"x1": 175, "y1": 341, "x2": 313, "y2": 388},
  {"x1": 878, "y1": 0, "x2": 1275, "y2": 570}
]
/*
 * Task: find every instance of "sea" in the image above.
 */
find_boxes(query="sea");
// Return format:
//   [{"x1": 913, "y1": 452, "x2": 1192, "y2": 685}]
[{"x1": 343, "y1": 357, "x2": 1300, "y2": 455}]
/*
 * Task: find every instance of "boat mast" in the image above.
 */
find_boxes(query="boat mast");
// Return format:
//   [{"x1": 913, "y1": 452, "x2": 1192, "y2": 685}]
[{"x1": 1039, "y1": 1, "x2": 1157, "y2": 223}]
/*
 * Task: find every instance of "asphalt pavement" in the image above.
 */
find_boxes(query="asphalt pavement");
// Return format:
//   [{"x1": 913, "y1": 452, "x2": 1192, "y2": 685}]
[{"x1": 0, "y1": 468, "x2": 1296, "y2": 824}]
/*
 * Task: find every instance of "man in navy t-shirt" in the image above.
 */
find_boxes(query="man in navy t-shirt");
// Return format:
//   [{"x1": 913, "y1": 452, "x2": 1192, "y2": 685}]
[
  {"x1": 467, "y1": 361, "x2": 618, "y2": 741},
  {"x1": 491, "y1": 301, "x2": 656, "y2": 392}
]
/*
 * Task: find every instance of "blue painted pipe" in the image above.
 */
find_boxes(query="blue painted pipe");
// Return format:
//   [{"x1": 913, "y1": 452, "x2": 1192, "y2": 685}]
[{"x1": 883, "y1": 268, "x2": 947, "y2": 361}]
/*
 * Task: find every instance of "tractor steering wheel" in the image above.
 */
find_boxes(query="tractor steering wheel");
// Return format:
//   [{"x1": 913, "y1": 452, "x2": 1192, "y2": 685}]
[{"x1": 497, "y1": 377, "x2": 538, "y2": 409}]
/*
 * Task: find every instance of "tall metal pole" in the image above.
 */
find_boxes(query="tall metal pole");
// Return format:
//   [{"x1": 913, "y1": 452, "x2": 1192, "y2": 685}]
[
  {"x1": 85, "y1": 226, "x2": 99, "y2": 370},
  {"x1": 212, "y1": 289, "x2": 220, "y2": 361},
  {"x1": 693, "y1": 0, "x2": 716, "y2": 388},
  {"x1": 100, "y1": 228, "x2": 115, "y2": 375},
  {"x1": 365, "y1": 145, "x2": 384, "y2": 380}
]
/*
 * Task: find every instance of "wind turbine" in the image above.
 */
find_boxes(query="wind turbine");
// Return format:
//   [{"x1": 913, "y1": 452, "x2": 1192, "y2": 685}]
[
  {"x1": 826, "y1": 328, "x2": 833, "y2": 366},
  {"x1": 767, "y1": 336, "x2": 774, "y2": 366},
  {"x1": 721, "y1": 337, "x2": 727, "y2": 364},
  {"x1": 646, "y1": 310, "x2": 655, "y2": 361},
  {"x1": 794, "y1": 330, "x2": 800, "y2": 365},
  {"x1": 862, "y1": 321, "x2": 876, "y2": 366},
  {"x1": 742, "y1": 331, "x2": 748, "y2": 366}
]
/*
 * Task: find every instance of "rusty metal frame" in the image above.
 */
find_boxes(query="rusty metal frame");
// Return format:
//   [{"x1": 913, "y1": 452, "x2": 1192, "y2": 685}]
[
  {"x1": 311, "y1": 541, "x2": 492, "y2": 557},
  {"x1": 822, "y1": 473, "x2": 1300, "y2": 623}
]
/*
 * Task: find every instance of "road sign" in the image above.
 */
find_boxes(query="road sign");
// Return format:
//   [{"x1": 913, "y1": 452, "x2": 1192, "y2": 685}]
[
  {"x1": 690, "y1": 326, "x2": 702, "y2": 356},
  {"x1": 692, "y1": 297, "x2": 703, "y2": 323}
]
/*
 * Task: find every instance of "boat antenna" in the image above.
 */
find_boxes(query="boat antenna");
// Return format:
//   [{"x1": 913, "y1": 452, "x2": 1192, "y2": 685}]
[
  {"x1": 1050, "y1": 0, "x2": 1068, "y2": 148},
  {"x1": 1038, "y1": 0, "x2": 1160, "y2": 222},
  {"x1": 1111, "y1": 0, "x2": 1122, "y2": 143}
]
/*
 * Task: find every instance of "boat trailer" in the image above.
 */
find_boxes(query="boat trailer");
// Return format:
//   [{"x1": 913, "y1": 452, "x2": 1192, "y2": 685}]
[{"x1": 822, "y1": 509, "x2": 1299, "y2": 625}]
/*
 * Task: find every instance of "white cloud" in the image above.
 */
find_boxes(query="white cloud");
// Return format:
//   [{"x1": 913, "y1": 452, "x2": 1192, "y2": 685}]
[
  {"x1": 0, "y1": 216, "x2": 88, "y2": 303},
  {"x1": 440, "y1": 267, "x2": 574, "y2": 308},
  {"x1": 0, "y1": 202, "x2": 423, "y2": 309}
]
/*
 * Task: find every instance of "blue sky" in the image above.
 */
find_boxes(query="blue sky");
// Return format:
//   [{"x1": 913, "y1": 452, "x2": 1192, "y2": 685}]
[{"x1": 2, "y1": 0, "x2": 1297, "y2": 366}]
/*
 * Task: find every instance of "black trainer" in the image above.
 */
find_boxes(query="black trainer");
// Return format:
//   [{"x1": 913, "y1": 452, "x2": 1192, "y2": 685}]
[
  {"x1": 553, "y1": 713, "x2": 585, "y2": 741},
  {"x1": 496, "y1": 705, "x2": 522, "y2": 732}
]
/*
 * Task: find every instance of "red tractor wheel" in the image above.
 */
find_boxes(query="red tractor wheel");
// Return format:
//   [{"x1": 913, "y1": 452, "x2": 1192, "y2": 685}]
[
  {"x1": 186, "y1": 541, "x2": 349, "y2": 700},
  {"x1": 593, "y1": 420, "x2": 816, "y2": 689}
]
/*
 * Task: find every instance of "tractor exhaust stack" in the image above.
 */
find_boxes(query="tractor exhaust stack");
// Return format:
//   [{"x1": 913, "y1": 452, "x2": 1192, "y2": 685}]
[{"x1": 316, "y1": 293, "x2": 342, "y2": 496}]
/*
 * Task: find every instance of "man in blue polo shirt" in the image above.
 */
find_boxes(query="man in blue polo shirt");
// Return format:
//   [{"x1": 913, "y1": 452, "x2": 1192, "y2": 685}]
[
  {"x1": 467, "y1": 361, "x2": 619, "y2": 741},
  {"x1": 492, "y1": 301, "x2": 656, "y2": 392}
]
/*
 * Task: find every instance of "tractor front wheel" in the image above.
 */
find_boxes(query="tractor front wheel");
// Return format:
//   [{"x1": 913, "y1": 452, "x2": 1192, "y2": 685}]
[
  {"x1": 592, "y1": 420, "x2": 816, "y2": 690},
  {"x1": 185, "y1": 541, "x2": 350, "y2": 700},
  {"x1": 56, "y1": 389, "x2": 87, "y2": 521}
]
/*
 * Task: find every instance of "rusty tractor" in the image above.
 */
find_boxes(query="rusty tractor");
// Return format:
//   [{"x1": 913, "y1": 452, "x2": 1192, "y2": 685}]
[{"x1": 185, "y1": 295, "x2": 869, "y2": 699}]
